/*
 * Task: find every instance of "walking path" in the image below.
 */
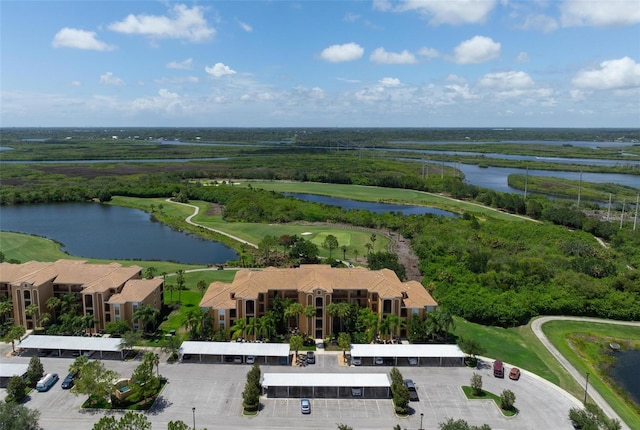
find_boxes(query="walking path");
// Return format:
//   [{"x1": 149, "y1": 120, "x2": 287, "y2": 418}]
[
  {"x1": 166, "y1": 199, "x2": 257, "y2": 248},
  {"x1": 530, "y1": 316, "x2": 640, "y2": 430}
]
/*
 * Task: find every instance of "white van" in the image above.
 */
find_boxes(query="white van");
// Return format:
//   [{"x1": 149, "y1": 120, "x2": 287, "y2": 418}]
[{"x1": 36, "y1": 373, "x2": 59, "y2": 392}]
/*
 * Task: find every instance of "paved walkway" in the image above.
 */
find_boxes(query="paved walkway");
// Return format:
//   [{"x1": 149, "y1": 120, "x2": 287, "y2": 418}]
[{"x1": 531, "y1": 316, "x2": 640, "y2": 430}]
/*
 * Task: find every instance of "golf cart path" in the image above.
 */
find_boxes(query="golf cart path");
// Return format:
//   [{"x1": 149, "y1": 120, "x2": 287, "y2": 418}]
[
  {"x1": 166, "y1": 199, "x2": 258, "y2": 248},
  {"x1": 531, "y1": 316, "x2": 640, "y2": 429}
]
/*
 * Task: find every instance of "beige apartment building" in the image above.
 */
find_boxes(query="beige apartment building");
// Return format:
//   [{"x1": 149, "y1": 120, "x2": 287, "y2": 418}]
[
  {"x1": 200, "y1": 265, "x2": 437, "y2": 339},
  {"x1": 0, "y1": 259, "x2": 163, "y2": 332}
]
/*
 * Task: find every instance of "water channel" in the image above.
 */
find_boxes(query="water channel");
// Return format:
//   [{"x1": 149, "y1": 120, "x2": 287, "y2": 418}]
[
  {"x1": 609, "y1": 349, "x2": 640, "y2": 407},
  {"x1": 0, "y1": 203, "x2": 237, "y2": 265}
]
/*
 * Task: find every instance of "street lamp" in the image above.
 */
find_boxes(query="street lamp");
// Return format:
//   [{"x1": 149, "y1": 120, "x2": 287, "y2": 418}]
[
  {"x1": 420, "y1": 412, "x2": 424, "y2": 430},
  {"x1": 583, "y1": 372, "x2": 590, "y2": 405},
  {"x1": 192, "y1": 407, "x2": 196, "y2": 430}
]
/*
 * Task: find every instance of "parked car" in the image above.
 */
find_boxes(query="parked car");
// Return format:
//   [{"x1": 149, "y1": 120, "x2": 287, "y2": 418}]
[
  {"x1": 351, "y1": 387, "x2": 362, "y2": 397},
  {"x1": 36, "y1": 373, "x2": 59, "y2": 392},
  {"x1": 374, "y1": 357, "x2": 384, "y2": 365},
  {"x1": 404, "y1": 379, "x2": 419, "y2": 401},
  {"x1": 300, "y1": 398, "x2": 311, "y2": 414},
  {"x1": 233, "y1": 356, "x2": 242, "y2": 364},
  {"x1": 408, "y1": 357, "x2": 418, "y2": 366},
  {"x1": 351, "y1": 356, "x2": 362, "y2": 366},
  {"x1": 509, "y1": 367, "x2": 521, "y2": 381},
  {"x1": 246, "y1": 355, "x2": 256, "y2": 364},
  {"x1": 306, "y1": 351, "x2": 315, "y2": 364},
  {"x1": 493, "y1": 360, "x2": 504, "y2": 378},
  {"x1": 61, "y1": 372, "x2": 77, "y2": 389}
]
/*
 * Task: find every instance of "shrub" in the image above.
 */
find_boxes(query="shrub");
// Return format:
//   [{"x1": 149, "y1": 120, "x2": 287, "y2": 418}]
[{"x1": 471, "y1": 373, "x2": 483, "y2": 396}]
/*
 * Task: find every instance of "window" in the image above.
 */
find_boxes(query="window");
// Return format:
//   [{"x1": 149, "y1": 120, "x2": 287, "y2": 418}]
[
  {"x1": 383, "y1": 300, "x2": 392, "y2": 314},
  {"x1": 230, "y1": 309, "x2": 236, "y2": 318},
  {"x1": 245, "y1": 300, "x2": 255, "y2": 314}
]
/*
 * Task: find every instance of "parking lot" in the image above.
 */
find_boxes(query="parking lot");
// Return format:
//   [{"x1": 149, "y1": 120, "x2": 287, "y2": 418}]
[{"x1": 1, "y1": 343, "x2": 583, "y2": 430}]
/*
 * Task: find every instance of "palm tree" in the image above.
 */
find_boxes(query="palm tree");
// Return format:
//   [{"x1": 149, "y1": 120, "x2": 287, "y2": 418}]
[
  {"x1": 0, "y1": 299, "x2": 13, "y2": 325},
  {"x1": 336, "y1": 302, "x2": 350, "y2": 334},
  {"x1": 370, "y1": 233, "x2": 377, "y2": 252},
  {"x1": 150, "y1": 352, "x2": 160, "y2": 377},
  {"x1": 60, "y1": 293, "x2": 78, "y2": 314},
  {"x1": 384, "y1": 314, "x2": 403, "y2": 342},
  {"x1": 5, "y1": 325, "x2": 26, "y2": 353},
  {"x1": 176, "y1": 270, "x2": 185, "y2": 304},
  {"x1": 183, "y1": 308, "x2": 204, "y2": 340},
  {"x1": 353, "y1": 249, "x2": 359, "y2": 262},
  {"x1": 82, "y1": 313, "x2": 96, "y2": 335},
  {"x1": 326, "y1": 302, "x2": 339, "y2": 336},
  {"x1": 434, "y1": 307, "x2": 455, "y2": 342},
  {"x1": 46, "y1": 296, "x2": 61, "y2": 323},
  {"x1": 365, "y1": 243, "x2": 373, "y2": 255},
  {"x1": 25, "y1": 304, "x2": 39, "y2": 328},
  {"x1": 357, "y1": 308, "x2": 379, "y2": 343},
  {"x1": 230, "y1": 318, "x2": 246, "y2": 341},
  {"x1": 341, "y1": 245, "x2": 348, "y2": 260},
  {"x1": 246, "y1": 317, "x2": 258, "y2": 341},
  {"x1": 133, "y1": 305, "x2": 160, "y2": 334},
  {"x1": 165, "y1": 283, "x2": 177, "y2": 304},
  {"x1": 303, "y1": 305, "x2": 316, "y2": 337},
  {"x1": 378, "y1": 316, "x2": 391, "y2": 342},
  {"x1": 257, "y1": 314, "x2": 275, "y2": 341},
  {"x1": 284, "y1": 303, "x2": 303, "y2": 331}
]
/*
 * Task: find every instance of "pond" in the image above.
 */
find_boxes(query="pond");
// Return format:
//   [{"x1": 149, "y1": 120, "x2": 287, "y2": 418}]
[
  {"x1": 609, "y1": 349, "x2": 640, "y2": 407},
  {"x1": 283, "y1": 193, "x2": 458, "y2": 217},
  {"x1": 0, "y1": 203, "x2": 237, "y2": 265}
]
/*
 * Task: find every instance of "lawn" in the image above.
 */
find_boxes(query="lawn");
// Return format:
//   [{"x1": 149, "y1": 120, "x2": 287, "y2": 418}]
[
  {"x1": 452, "y1": 317, "x2": 584, "y2": 398},
  {"x1": 461, "y1": 386, "x2": 517, "y2": 416},
  {"x1": 239, "y1": 180, "x2": 530, "y2": 222},
  {"x1": 542, "y1": 320, "x2": 640, "y2": 429}
]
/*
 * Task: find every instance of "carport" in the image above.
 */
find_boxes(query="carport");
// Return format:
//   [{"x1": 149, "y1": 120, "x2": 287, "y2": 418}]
[
  {"x1": 350, "y1": 344, "x2": 465, "y2": 366},
  {"x1": 0, "y1": 363, "x2": 29, "y2": 388},
  {"x1": 179, "y1": 341, "x2": 290, "y2": 364},
  {"x1": 262, "y1": 373, "x2": 390, "y2": 398},
  {"x1": 17, "y1": 335, "x2": 124, "y2": 359}
]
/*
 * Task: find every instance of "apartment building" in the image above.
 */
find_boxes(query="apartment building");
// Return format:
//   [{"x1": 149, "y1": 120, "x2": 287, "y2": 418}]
[
  {"x1": 0, "y1": 259, "x2": 163, "y2": 331},
  {"x1": 200, "y1": 265, "x2": 437, "y2": 339}
]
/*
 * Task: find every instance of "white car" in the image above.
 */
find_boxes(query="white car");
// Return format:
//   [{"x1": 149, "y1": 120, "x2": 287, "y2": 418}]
[
  {"x1": 375, "y1": 357, "x2": 384, "y2": 365},
  {"x1": 408, "y1": 357, "x2": 418, "y2": 365},
  {"x1": 351, "y1": 356, "x2": 362, "y2": 366},
  {"x1": 246, "y1": 355, "x2": 256, "y2": 364}
]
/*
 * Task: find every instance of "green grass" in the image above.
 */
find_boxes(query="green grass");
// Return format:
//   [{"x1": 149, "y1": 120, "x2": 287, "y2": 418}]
[
  {"x1": 241, "y1": 180, "x2": 531, "y2": 222},
  {"x1": 461, "y1": 386, "x2": 517, "y2": 416},
  {"x1": 542, "y1": 320, "x2": 640, "y2": 429}
]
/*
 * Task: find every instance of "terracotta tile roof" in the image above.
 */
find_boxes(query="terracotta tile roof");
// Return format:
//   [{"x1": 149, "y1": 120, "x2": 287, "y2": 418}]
[
  {"x1": 201, "y1": 265, "x2": 437, "y2": 309},
  {"x1": 0, "y1": 261, "x2": 54, "y2": 285},
  {"x1": 108, "y1": 278, "x2": 163, "y2": 304}
]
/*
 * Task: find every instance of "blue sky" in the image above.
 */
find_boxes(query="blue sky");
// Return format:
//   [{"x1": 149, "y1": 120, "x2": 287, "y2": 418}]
[{"x1": 1, "y1": 0, "x2": 639, "y2": 127}]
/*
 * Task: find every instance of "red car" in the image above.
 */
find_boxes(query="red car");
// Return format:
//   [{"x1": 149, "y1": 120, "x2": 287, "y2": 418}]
[{"x1": 509, "y1": 367, "x2": 521, "y2": 380}]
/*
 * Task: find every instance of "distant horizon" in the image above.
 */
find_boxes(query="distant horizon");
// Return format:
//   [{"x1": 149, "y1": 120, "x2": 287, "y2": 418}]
[
  {"x1": 2, "y1": 126, "x2": 639, "y2": 130},
  {"x1": 2, "y1": 1, "x2": 639, "y2": 128}
]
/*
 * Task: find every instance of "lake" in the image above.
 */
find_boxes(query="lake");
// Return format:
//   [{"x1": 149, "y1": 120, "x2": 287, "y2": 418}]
[
  {"x1": 609, "y1": 349, "x2": 640, "y2": 407},
  {"x1": 0, "y1": 203, "x2": 237, "y2": 264},
  {"x1": 284, "y1": 193, "x2": 458, "y2": 217}
]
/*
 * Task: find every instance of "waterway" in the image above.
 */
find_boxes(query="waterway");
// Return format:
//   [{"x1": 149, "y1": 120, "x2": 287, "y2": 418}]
[
  {"x1": 283, "y1": 193, "x2": 457, "y2": 217},
  {"x1": 0, "y1": 203, "x2": 237, "y2": 264},
  {"x1": 609, "y1": 349, "x2": 640, "y2": 407}
]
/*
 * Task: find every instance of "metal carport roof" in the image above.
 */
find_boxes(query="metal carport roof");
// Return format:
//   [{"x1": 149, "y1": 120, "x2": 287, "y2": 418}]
[
  {"x1": 262, "y1": 373, "x2": 390, "y2": 387},
  {"x1": 17, "y1": 335, "x2": 124, "y2": 358},
  {"x1": 179, "y1": 341, "x2": 290, "y2": 357},
  {"x1": 350, "y1": 344, "x2": 465, "y2": 358},
  {"x1": 0, "y1": 363, "x2": 29, "y2": 378}
]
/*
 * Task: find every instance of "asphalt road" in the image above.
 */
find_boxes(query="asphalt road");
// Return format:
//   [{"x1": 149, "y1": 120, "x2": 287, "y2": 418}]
[{"x1": 1, "y1": 343, "x2": 583, "y2": 430}]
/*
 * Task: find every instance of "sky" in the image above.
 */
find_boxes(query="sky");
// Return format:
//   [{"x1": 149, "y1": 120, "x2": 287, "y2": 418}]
[{"x1": 1, "y1": 0, "x2": 639, "y2": 128}]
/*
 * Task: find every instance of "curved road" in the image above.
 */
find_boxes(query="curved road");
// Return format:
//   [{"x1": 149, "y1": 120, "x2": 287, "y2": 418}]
[{"x1": 531, "y1": 316, "x2": 640, "y2": 430}]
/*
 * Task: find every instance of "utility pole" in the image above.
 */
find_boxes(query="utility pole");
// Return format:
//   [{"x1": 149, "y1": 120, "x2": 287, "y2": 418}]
[{"x1": 583, "y1": 372, "x2": 590, "y2": 405}]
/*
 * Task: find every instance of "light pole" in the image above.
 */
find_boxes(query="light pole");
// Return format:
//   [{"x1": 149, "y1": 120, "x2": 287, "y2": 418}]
[
  {"x1": 583, "y1": 372, "x2": 590, "y2": 405},
  {"x1": 420, "y1": 412, "x2": 424, "y2": 430},
  {"x1": 192, "y1": 407, "x2": 196, "y2": 429}
]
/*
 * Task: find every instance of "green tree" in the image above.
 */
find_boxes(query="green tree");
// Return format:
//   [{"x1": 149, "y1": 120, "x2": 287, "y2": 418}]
[
  {"x1": 5, "y1": 325, "x2": 26, "y2": 353},
  {"x1": 434, "y1": 306, "x2": 455, "y2": 341},
  {"x1": 165, "y1": 283, "x2": 177, "y2": 304},
  {"x1": 500, "y1": 389, "x2": 516, "y2": 410},
  {"x1": 92, "y1": 411, "x2": 152, "y2": 430},
  {"x1": 175, "y1": 269, "x2": 186, "y2": 303},
  {"x1": 303, "y1": 305, "x2": 316, "y2": 336},
  {"x1": 338, "y1": 332, "x2": 351, "y2": 358},
  {"x1": 131, "y1": 352, "x2": 160, "y2": 400},
  {"x1": 69, "y1": 355, "x2": 89, "y2": 375},
  {"x1": 257, "y1": 313, "x2": 276, "y2": 341},
  {"x1": 197, "y1": 279, "x2": 207, "y2": 296},
  {"x1": 26, "y1": 356, "x2": 44, "y2": 388},
  {"x1": 6, "y1": 375, "x2": 27, "y2": 402},
  {"x1": 370, "y1": 233, "x2": 377, "y2": 252},
  {"x1": 133, "y1": 305, "x2": 159, "y2": 334},
  {"x1": 246, "y1": 317, "x2": 259, "y2": 341},
  {"x1": 337, "y1": 425, "x2": 354, "y2": 430},
  {"x1": 439, "y1": 418, "x2": 492, "y2": 430},
  {"x1": 167, "y1": 421, "x2": 191, "y2": 430},
  {"x1": 183, "y1": 308, "x2": 205, "y2": 340},
  {"x1": 0, "y1": 299, "x2": 13, "y2": 324},
  {"x1": 284, "y1": 302, "x2": 303, "y2": 331},
  {"x1": 341, "y1": 245, "x2": 348, "y2": 260},
  {"x1": 322, "y1": 234, "x2": 339, "y2": 259},
  {"x1": 470, "y1": 372, "x2": 483, "y2": 396},
  {"x1": 367, "y1": 251, "x2": 406, "y2": 280},
  {"x1": 0, "y1": 401, "x2": 41, "y2": 430},
  {"x1": 258, "y1": 235, "x2": 279, "y2": 265},
  {"x1": 230, "y1": 318, "x2": 246, "y2": 341},
  {"x1": 242, "y1": 364, "x2": 262, "y2": 413},
  {"x1": 289, "y1": 334, "x2": 303, "y2": 358},
  {"x1": 105, "y1": 320, "x2": 131, "y2": 336},
  {"x1": 569, "y1": 403, "x2": 622, "y2": 430},
  {"x1": 73, "y1": 360, "x2": 119, "y2": 403},
  {"x1": 25, "y1": 304, "x2": 39, "y2": 328},
  {"x1": 120, "y1": 330, "x2": 142, "y2": 354},
  {"x1": 162, "y1": 334, "x2": 182, "y2": 361},
  {"x1": 144, "y1": 266, "x2": 156, "y2": 279}
]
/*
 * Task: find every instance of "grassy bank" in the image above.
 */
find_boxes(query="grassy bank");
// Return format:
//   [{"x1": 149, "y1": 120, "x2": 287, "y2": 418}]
[{"x1": 542, "y1": 320, "x2": 640, "y2": 429}]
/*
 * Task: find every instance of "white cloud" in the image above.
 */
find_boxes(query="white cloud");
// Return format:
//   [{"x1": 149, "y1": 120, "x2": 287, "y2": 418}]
[
  {"x1": 453, "y1": 36, "x2": 501, "y2": 64},
  {"x1": 379, "y1": 77, "x2": 401, "y2": 87},
  {"x1": 320, "y1": 42, "x2": 364, "y2": 63},
  {"x1": 52, "y1": 28, "x2": 114, "y2": 51},
  {"x1": 237, "y1": 19, "x2": 252, "y2": 32},
  {"x1": 478, "y1": 71, "x2": 534, "y2": 90},
  {"x1": 205, "y1": 63, "x2": 237, "y2": 78},
  {"x1": 154, "y1": 76, "x2": 199, "y2": 84},
  {"x1": 70, "y1": 81, "x2": 81, "y2": 87},
  {"x1": 418, "y1": 46, "x2": 439, "y2": 59},
  {"x1": 572, "y1": 57, "x2": 640, "y2": 90},
  {"x1": 519, "y1": 14, "x2": 558, "y2": 33},
  {"x1": 370, "y1": 47, "x2": 417, "y2": 64},
  {"x1": 131, "y1": 89, "x2": 184, "y2": 113},
  {"x1": 372, "y1": 0, "x2": 392, "y2": 12},
  {"x1": 166, "y1": 58, "x2": 193, "y2": 70},
  {"x1": 561, "y1": 0, "x2": 640, "y2": 27},
  {"x1": 109, "y1": 4, "x2": 215, "y2": 42},
  {"x1": 394, "y1": 0, "x2": 498, "y2": 25},
  {"x1": 446, "y1": 74, "x2": 467, "y2": 84},
  {"x1": 343, "y1": 12, "x2": 360, "y2": 22},
  {"x1": 99, "y1": 72, "x2": 124, "y2": 86},
  {"x1": 516, "y1": 51, "x2": 530, "y2": 62}
]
